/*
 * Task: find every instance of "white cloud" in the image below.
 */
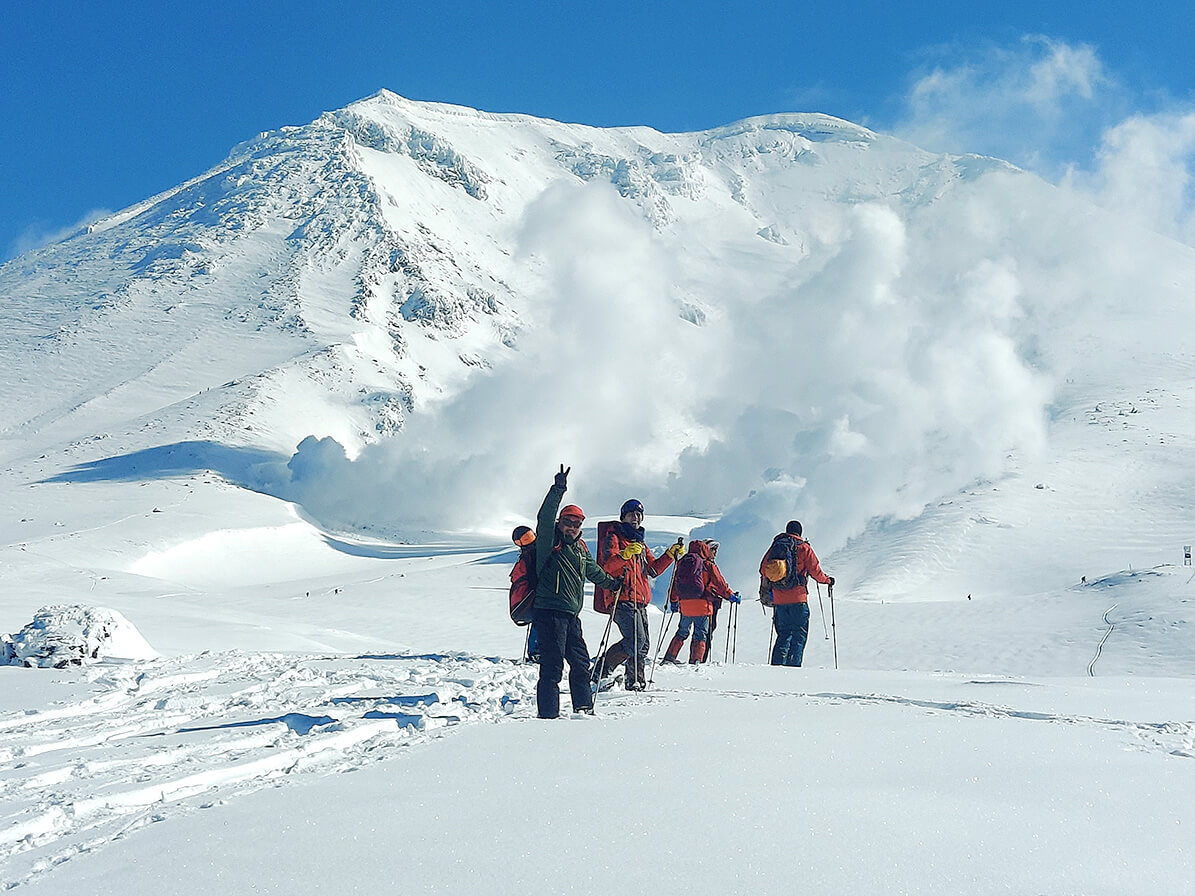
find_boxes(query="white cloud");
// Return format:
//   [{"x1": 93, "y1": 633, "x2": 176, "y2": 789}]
[
  {"x1": 896, "y1": 36, "x2": 1121, "y2": 176},
  {"x1": 263, "y1": 179, "x2": 1076, "y2": 591},
  {"x1": 1023, "y1": 38, "x2": 1104, "y2": 106},
  {"x1": 892, "y1": 35, "x2": 1195, "y2": 248},
  {"x1": 1067, "y1": 111, "x2": 1195, "y2": 245}
]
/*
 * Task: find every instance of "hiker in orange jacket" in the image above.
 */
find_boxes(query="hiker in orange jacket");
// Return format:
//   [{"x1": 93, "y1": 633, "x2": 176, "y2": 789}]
[
  {"x1": 760, "y1": 520, "x2": 833, "y2": 667},
  {"x1": 593, "y1": 498, "x2": 683, "y2": 690},
  {"x1": 663, "y1": 539, "x2": 738, "y2": 664}
]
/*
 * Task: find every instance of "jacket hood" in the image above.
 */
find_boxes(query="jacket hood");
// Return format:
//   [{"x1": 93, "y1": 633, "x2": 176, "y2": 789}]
[{"x1": 687, "y1": 539, "x2": 713, "y2": 560}]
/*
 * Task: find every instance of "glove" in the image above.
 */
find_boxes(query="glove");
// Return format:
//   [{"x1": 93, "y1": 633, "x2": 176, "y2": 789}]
[
  {"x1": 619, "y1": 541, "x2": 645, "y2": 560},
  {"x1": 554, "y1": 464, "x2": 570, "y2": 489},
  {"x1": 609, "y1": 575, "x2": 626, "y2": 592},
  {"x1": 827, "y1": 576, "x2": 835, "y2": 587},
  {"x1": 665, "y1": 542, "x2": 685, "y2": 560},
  {"x1": 668, "y1": 602, "x2": 679, "y2": 614},
  {"x1": 729, "y1": 592, "x2": 741, "y2": 604}
]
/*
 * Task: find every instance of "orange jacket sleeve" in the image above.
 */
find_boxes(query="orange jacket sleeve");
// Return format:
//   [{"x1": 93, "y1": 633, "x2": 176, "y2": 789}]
[
  {"x1": 798, "y1": 542, "x2": 832, "y2": 586},
  {"x1": 704, "y1": 561, "x2": 734, "y2": 600},
  {"x1": 646, "y1": 545, "x2": 672, "y2": 577}
]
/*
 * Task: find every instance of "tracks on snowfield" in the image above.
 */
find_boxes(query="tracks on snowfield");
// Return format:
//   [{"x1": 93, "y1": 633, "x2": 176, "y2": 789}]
[
  {"x1": 0, "y1": 651, "x2": 537, "y2": 889},
  {"x1": 711, "y1": 686, "x2": 1195, "y2": 760},
  {"x1": 1088, "y1": 602, "x2": 1119, "y2": 677}
]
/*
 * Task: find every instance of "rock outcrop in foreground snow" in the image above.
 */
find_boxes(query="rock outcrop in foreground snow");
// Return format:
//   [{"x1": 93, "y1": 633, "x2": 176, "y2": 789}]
[{"x1": 1, "y1": 605, "x2": 157, "y2": 668}]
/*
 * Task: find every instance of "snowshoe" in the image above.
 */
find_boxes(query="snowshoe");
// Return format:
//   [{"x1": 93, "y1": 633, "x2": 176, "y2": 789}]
[{"x1": 595, "y1": 667, "x2": 624, "y2": 692}]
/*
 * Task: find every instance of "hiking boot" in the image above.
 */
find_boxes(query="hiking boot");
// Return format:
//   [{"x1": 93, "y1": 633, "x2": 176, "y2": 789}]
[
  {"x1": 663, "y1": 634, "x2": 685, "y2": 664},
  {"x1": 625, "y1": 680, "x2": 646, "y2": 692},
  {"x1": 574, "y1": 705, "x2": 595, "y2": 715}
]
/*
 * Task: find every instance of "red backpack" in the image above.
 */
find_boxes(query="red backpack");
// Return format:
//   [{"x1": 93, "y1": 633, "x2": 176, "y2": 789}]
[
  {"x1": 672, "y1": 552, "x2": 706, "y2": 601},
  {"x1": 592, "y1": 521, "x2": 619, "y2": 615},
  {"x1": 509, "y1": 545, "x2": 538, "y2": 625}
]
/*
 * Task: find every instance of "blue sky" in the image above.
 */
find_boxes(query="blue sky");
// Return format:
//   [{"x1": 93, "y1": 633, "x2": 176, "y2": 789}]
[{"x1": 3, "y1": 0, "x2": 1194, "y2": 260}]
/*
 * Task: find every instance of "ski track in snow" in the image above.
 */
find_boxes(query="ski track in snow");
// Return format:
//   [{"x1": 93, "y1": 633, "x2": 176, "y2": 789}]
[
  {"x1": 0, "y1": 651, "x2": 539, "y2": 889},
  {"x1": 1088, "y1": 602, "x2": 1120, "y2": 677},
  {"x1": 704, "y1": 687, "x2": 1195, "y2": 759},
  {"x1": 4, "y1": 654, "x2": 1194, "y2": 890}
]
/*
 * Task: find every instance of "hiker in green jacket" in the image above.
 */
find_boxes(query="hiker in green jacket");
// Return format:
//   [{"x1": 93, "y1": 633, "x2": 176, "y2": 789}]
[{"x1": 533, "y1": 465, "x2": 623, "y2": 718}]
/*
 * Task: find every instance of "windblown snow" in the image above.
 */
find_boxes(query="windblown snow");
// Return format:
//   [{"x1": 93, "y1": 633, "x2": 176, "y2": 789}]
[{"x1": 1, "y1": 91, "x2": 1194, "y2": 894}]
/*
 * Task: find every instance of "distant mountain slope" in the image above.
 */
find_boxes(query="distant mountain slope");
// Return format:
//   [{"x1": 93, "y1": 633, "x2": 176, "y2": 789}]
[
  {"x1": 3, "y1": 90, "x2": 1195, "y2": 598},
  {"x1": 0, "y1": 91, "x2": 1000, "y2": 454}
]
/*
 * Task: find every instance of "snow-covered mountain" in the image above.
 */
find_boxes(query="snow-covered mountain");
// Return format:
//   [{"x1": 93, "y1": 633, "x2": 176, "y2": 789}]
[
  {"x1": 3, "y1": 89, "x2": 1195, "y2": 598},
  {"x1": 4, "y1": 92, "x2": 1195, "y2": 895}
]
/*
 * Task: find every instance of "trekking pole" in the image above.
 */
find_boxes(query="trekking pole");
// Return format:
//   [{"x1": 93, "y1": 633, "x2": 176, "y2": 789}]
[
  {"x1": 731, "y1": 601, "x2": 739, "y2": 664},
  {"x1": 723, "y1": 600, "x2": 738, "y2": 663},
  {"x1": 829, "y1": 583, "x2": 838, "y2": 670},
  {"x1": 523, "y1": 626, "x2": 531, "y2": 663},
  {"x1": 767, "y1": 608, "x2": 775, "y2": 664},
  {"x1": 648, "y1": 540, "x2": 683, "y2": 687},
  {"x1": 724, "y1": 603, "x2": 732, "y2": 663},
  {"x1": 633, "y1": 596, "x2": 640, "y2": 690},
  {"x1": 591, "y1": 589, "x2": 620, "y2": 692},
  {"x1": 647, "y1": 607, "x2": 677, "y2": 687},
  {"x1": 816, "y1": 583, "x2": 830, "y2": 640},
  {"x1": 651, "y1": 602, "x2": 675, "y2": 671},
  {"x1": 633, "y1": 550, "x2": 645, "y2": 691}
]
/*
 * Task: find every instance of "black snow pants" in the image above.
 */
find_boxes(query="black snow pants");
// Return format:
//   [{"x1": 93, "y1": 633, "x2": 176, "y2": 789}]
[{"x1": 534, "y1": 608, "x2": 593, "y2": 718}]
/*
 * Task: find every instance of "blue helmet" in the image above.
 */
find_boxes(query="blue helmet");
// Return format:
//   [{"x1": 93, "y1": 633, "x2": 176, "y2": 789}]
[{"x1": 620, "y1": 499, "x2": 644, "y2": 518}]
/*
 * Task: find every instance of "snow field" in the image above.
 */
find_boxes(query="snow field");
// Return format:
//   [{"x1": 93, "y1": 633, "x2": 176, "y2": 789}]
[
  {"x1": 3, "y1": 91, "x2": 1195, "y2": 894},
  {"x1": 0, "y1": 649, "x2": 537, "y2": 887},
  {"x1": 6, "y1": 665, "x2": 1192, "y2": 895}
]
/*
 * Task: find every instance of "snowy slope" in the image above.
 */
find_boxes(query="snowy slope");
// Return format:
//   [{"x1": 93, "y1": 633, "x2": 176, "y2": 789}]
[
  {"x1": 5, "y1": 91, "x2": 1195, "y2": 597},
  {"x1": 2, "y1": 92, "x2": 1195, "y2": 893}
]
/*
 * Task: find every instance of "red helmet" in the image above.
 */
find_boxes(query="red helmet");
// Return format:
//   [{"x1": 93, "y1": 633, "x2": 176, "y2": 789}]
[{"x1": 559, "y1": 504, "x2": 585, "y2": 522}]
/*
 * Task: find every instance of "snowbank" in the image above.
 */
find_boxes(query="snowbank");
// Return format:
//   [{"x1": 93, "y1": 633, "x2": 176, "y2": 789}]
[{"x1": 2, "y1": 606, "x2": 158, "y2": 668}]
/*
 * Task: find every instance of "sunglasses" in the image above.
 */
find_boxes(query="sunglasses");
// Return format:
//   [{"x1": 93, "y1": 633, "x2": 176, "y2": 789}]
[{"x1": 560, "y1": 517, "x2": 584, "y2": 529}]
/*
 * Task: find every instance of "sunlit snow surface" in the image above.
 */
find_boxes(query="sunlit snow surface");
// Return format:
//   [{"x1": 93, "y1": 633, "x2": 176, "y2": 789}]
[{"x1": 2, "y1": 93, "x2": 1195, "y2": 893}]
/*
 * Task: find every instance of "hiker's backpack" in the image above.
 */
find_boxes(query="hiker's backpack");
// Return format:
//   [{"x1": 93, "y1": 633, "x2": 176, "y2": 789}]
[
  {"x1": 672, "y1": 552, "x2": 706, "y2": 601},
  {"x1": 592, "y1": 521, "x2": 619, "y2": 615},
  {"x1": 509, "y1": 545, "x2": 538, "y2": 625},
  {"x1": 762, "y1": 534, "x2": 807, "y2": 591},
  {"x1": 759, "y1": 576, "x2": 775, "y2": 608}
]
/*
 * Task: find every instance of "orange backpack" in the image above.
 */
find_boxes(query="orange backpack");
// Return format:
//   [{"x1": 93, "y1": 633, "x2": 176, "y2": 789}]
[{"x1": 509, "y1": 545, "x2": 538, "y2": 625}]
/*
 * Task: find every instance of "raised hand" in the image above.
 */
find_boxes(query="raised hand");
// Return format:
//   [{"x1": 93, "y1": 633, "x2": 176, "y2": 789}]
[
  {"x1": 619, "y1": 541, "x2": 645, "y2": 560},
  {"x1": 554, "y1": 464, "x2": 570, "y2": 489}
]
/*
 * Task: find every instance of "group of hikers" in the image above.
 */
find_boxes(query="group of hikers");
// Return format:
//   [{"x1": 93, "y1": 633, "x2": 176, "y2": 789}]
[{"x1": 511, "y1": 467, "x2": 834, "y2": 719}]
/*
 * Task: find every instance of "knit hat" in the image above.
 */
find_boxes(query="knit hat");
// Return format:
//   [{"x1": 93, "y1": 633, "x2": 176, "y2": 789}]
[
  {"x1": 785, "y1": 520, "x2": 803, "y2": 536},
  {"x1": 620, "y1": 499, "x2": 644, "y2": 519}
]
